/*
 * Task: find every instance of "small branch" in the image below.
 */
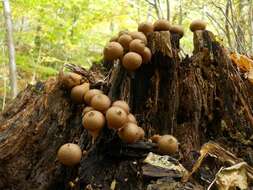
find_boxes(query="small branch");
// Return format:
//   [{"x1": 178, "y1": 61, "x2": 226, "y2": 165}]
[
  {"x1": 206, "y1": 13, "x2": 227, "y2": 36},
  {"x1": 207, "y1": 167, "x2": 224, "y2": 190},
  {"x1": 211, "y1": 1, "x2": 247, "y2": 53},
  {"x1": 144, "y1": 0, "x2": 161, "y2": 19},
  {"x1": 144, "y1": 0, "x2": 155, "y2": 6}
]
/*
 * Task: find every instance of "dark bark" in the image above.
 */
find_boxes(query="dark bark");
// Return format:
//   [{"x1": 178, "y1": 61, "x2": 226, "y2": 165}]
[{"x1": 1, "y1": 29, "x2": 253, "y2": 190}]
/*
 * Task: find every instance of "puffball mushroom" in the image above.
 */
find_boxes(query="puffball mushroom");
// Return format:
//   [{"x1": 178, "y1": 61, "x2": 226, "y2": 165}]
[
  {"x1": 122, "y1": 52, "x2": 142, "y2": 71},
  {"x1": 82, "y1": 106, "x2": 94, "y2": 116},
  {"x1": 106, "y1": 106, "x2": 128, "y2": 129},
  {"x1": 112, "y1": 100, "x2": 130, "y2": 114},
  {"x1": 57, "y1": 143, "x2": 82, "y2": 166},
  {"x1": 138, "y1": 127, "x2": 145, "y2": 139},
  {"x1": 169, "y1": 25, "x2": 184, "y2": 37},
  {"x1": 118, "y1": 30, "x2": 129, "y2": 36},
  {"x1": 109, "y1": 36, "x2": 118, "y2": 42},
  {"x1": 90, "y1": 94, "x2": 111, "y2": 112},
  {"x1": 150, "y1": 134, "x2": 161, "y2": 143},
  {"x1": 70, "y1": 83, "x2": 90, "y2": 103},
  {"x1": 153, "y1": 19, "x2": 171, "y2": 31},
  {"x1": 60, "y1": 72, "x2": 82, "y2": 89},
  {"x1": 190, "y1": 20, "x2": 207, "y2": 32},
  {"x1": 118, "y1": 34, "x2": 133, "y2": 50},
  {"x1": 130, "y1": 31, "x2": 147, "y2": 45},
  {"x1": 82, "y1": 110, "x2": 105, "y2": 131},
  {"x1": 138, "y1": 22, "x2": 154, "y2": 36},
  {"x1": 118, "y1": 122, "x2": 140, "y2": 143},
  {"x1": 140, "y1": 47, "x2": 152, "y2": 63},
  {"x1": 84, "y1": 89, "x2": 103, "y2": 105},
  {"x1": 129, "y1": 39, "x2": 145, "y2": 54},
  {"x1": 127, "y1": 113, "x2": 137, "y2": 124},
  {"x1": 103, "y1": 42, "x2": 124, "y2": 61},
  {"x1": 157, "y1": 135, "x2": 178, "y2": 155}
]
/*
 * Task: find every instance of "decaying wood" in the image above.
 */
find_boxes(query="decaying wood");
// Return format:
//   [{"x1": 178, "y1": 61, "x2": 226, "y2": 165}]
[{"x1": 1, "y1": 29, "x2": 253, "y2": 190}]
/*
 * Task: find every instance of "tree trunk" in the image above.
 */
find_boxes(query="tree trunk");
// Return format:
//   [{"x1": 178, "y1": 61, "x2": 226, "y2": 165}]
[
  {"x1": 225, "y1": 0, "x2": 232, "y2": 48},
  {"x1": 166, "y1": 0, "x2": 170, "y2": 21},
  {"x1": 178, "y1": 0, "x2": 183, "y2": 25},
  {"x1": 236, "y1": 0, "x2": 245, "y2": 53},
  {"x1": 1, "y1": 29, "x2": 253, "y2": 190},
  {"x1": 154, "y1": 0, "x2": 161, "y2": 19},
  {"x1": 249, "y1": 0, "x2": 253, "y2": 55},
  {"x1": 2, "y1": 0, "x2": 18, "y2": 99}
]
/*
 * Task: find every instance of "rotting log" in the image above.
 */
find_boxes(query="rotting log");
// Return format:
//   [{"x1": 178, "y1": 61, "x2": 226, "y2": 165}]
[{"x1": 1, "y1": 29, "x2": 253, "y2": 190}]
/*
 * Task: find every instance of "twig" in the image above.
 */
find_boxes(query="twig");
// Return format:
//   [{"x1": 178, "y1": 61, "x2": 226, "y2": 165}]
[
  {"x1": 144, "y1": 0, "x2": 155, "y2": 6},
  {"x1": 210, "y1": 1, "x2": 247, "y2": 53},
  {"x1": 206, "y1": 12, "x2": 227, "y2": 37},
  {"x1": 144, "y1": 0, "x2": 161, "y2": 19},
  {"x1": 207, "y1": 167, "x2": 224, "y2": 190}
]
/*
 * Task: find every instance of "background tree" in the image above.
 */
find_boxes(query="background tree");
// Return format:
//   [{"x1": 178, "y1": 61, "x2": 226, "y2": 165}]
[{"x1": 2, "y1": 0, "x2": 17, "y2": 99}]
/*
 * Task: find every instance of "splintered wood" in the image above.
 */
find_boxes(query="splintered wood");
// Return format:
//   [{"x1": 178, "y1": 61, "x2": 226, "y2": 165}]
[{"x1": 148, "y1": 31, "x2": 173, "y2": 58}]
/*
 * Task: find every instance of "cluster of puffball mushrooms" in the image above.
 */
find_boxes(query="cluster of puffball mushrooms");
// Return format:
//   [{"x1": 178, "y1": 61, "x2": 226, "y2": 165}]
[
  {"x1": 56, "y1": 19, "x2": 207, "y2": 166},
  {"x1": 57, "y1": 72, "x2": 146, "y2": 166},
  {"x1": 103, "y1": 19, "x2": 207, "y2": 70}
]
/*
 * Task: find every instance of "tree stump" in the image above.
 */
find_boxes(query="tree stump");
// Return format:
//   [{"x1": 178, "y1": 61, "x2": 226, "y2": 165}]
[{"x1": 1, "y1": 29, "x2": 253, "y2": 190}]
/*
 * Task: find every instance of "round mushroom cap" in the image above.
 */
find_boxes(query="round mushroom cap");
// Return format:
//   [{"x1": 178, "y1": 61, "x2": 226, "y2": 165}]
[
  {"x1": 129, "y1": 39, "x2": 145, "y2": 54},
  {"x1": 157, "y1": 135, "x2": 178, "y2": 154},
  {"x1": 122, "y1": 52, "x2": 142, "y2": 71},
  {"x1": 84, "y1": 89, "x2": 103, "y2": 105},
  {"x1": 127, "y1": 113, "x2": 137, "y2": 124},
  {"x1": 106, "y1": 106, "x2": 128, "y2": 129},
  {"x1": 109, "y1": 36, "x2": 118, "y2": 42},
  {"x1": 140, "y1": 47, "x2": 152, "y2": 63},
  {"x1": 130, "y1": 31, "x2": 147, "y2": 45},
  {"x1": 118, "y1": 30, "x2": 129, "y2": 37},
  {"x1": 118, "y1": 34, "x2": 133, "y2": 50},
  {"x1": 90, "y1": 94, "x2": 111, "y2": 112},
  {"x1": 153, "y1": 19, "x2": 171, "y2": 31},
  {"x1": 82, "y1": 110, "x2": 105, "y2": 131},
  {"x1": 118, "y1": 122, "x2": 140, "y2": 143},
  {"x1": 169, "y1": 25, "x2": 184, "y2": 37},
  {"x1": 112, "y1": 100, "x2": 130, "y2": 114},
  {"x1": 103, "y1": 42, "x2": 124, "y2": 61},
  {"x1": 138, "y1": 22, "x2": 154, "y2": 36},
  {"x1": 189, "y1": 20, "x2": 207, "y2": 32},
  {"x1": 60, "y1": 72, "x2": 82, "y2": 89},
  {"x1": 57, "y1": 143, "x2": 82, "y2": 166},
  {"x1": 70, "y1": 83, "x2": 90, "y2": 103}
]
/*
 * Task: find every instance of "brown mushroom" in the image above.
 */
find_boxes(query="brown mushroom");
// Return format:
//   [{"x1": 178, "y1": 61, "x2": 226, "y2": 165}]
[
  {"x1": 106, "y1": 106, "x2": 128, "y2": 129},
  {"x1": 189, "y1": 20, "x2": 207, "y2": 32},
  {"x1": 103, "y1": 42, "x2": 124, "y2": 61},
  {"x1": 122, "y1": 52, "x2": 142, "y2": 71},
  {"x1": 70, "y1": 83, "x2": 90, "y2": 103},
  {"x1": 138, "y1": 22, "x2": 154, "y2": 36},
  {"x1": 157, "y1": 135, "x2": 178, "y2": 154},
  {"x1": 118, "y1": 122, "x2": 140, "y2": 143},
  {"x1": 153, "y1": 19, "x2": 171, "y2": 31},
  {"x1": 57, "y1": 143, "x2": 82, "y2": 166}
]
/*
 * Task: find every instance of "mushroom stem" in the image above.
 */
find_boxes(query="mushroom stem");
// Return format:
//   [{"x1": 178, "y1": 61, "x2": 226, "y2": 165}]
[{"x1": 89, "y1": 130, "x2": 101, "y2": 144}]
